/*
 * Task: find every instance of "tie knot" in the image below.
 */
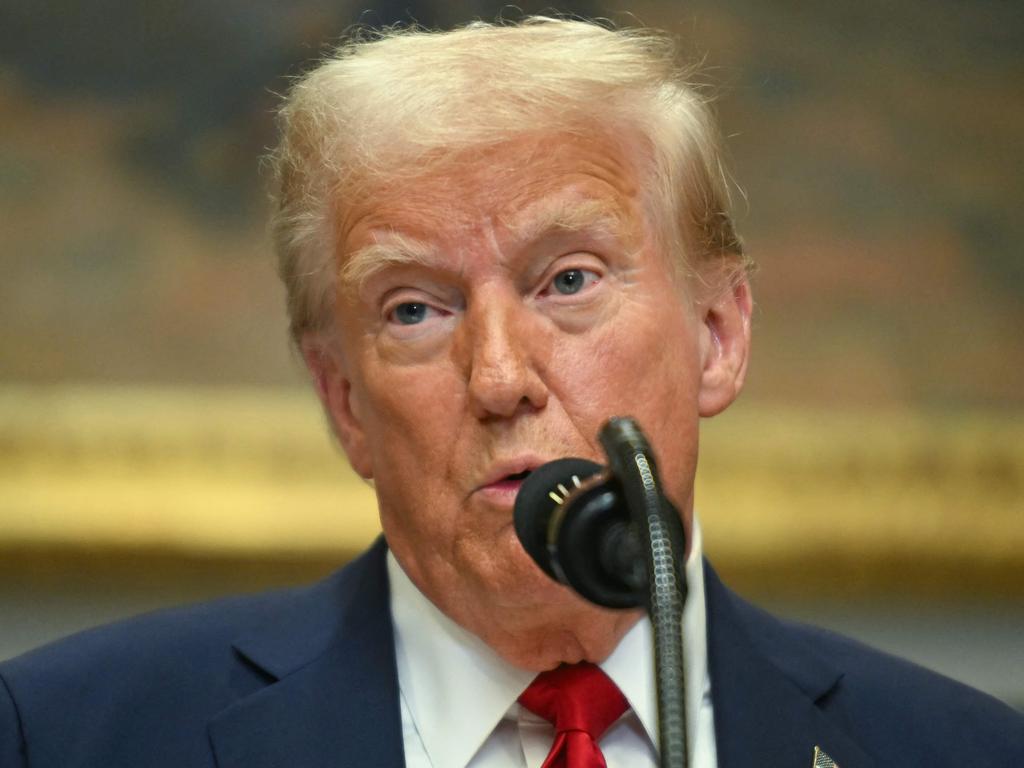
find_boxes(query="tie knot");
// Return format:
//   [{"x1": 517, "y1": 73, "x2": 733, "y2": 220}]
[{"x1": 518, "y1": 662, "x2": 629, "y2": 739}]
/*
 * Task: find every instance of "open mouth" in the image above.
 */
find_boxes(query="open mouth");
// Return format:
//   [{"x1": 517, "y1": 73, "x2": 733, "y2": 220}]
[{"x1": 482, "y1": 469, "x2": 533, "y2": 497}]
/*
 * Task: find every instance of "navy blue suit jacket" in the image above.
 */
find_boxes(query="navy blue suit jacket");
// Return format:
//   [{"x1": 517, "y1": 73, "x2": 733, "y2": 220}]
[{"x1": 2, "y1": 539, "x2": 1022, "y2": 767}]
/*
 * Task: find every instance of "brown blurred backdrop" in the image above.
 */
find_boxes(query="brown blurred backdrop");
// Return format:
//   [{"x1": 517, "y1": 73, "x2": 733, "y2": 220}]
[{"x1": 1, "y1": 1, "x2": 1021, "y2": 707}]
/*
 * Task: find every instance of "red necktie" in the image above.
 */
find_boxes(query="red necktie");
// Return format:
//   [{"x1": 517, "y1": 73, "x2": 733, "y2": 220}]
[{"x1": 518, "y1": 662, "x2": 629, "y2": 768}]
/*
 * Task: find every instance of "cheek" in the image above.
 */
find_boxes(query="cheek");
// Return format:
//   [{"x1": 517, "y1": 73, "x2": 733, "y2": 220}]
[
  {"x1": 357, "y1": 358, "x2": 465, "y2": 478},
  {"x1": 561, "y1": 295, "x2": 700, "y2": 404},
  {"x1": 360, "y1": 363, "x2": 467, "y2": 556},
  {"x1": 553, "y1": 298, "x2": 702, "y2": 494}
]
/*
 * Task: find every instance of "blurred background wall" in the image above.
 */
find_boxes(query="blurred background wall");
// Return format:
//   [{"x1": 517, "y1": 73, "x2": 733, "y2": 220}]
[{"x1": 1, "y1": 1, "x2": 1021, "y2": 707}]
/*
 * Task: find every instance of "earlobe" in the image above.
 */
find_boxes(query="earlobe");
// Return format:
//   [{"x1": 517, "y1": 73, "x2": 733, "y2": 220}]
[
  {"x1": 300, "y1": 334, "x2": 374, "y2": 479},
  {"x1": 697, "y1": 279, "x2": 752, "y2": 418}
]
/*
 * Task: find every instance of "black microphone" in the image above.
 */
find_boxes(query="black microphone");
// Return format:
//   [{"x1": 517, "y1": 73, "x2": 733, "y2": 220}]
[{"x1": 513, "y1": 457, "x2": 645, "y2": 609}]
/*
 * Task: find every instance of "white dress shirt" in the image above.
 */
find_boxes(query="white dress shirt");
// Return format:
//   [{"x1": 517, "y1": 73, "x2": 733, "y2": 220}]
[{"x1": 388, "y1": 520, "x2": 717, "y2": 768}]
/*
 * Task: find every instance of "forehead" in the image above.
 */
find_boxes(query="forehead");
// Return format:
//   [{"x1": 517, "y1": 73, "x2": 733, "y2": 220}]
[{"x1": 337, "y1": 132, "x2": 651, "y2": 260}]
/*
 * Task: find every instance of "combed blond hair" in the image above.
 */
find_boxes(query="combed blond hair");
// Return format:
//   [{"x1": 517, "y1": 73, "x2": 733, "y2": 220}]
[{"x1": 269, "y1": 17, "x2": 749, "y2": 343}]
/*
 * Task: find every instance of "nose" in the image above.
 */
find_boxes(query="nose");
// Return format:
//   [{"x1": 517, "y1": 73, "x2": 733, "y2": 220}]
[{"x1": 460, "y1": 293, "x2": 549, "y2": 420}]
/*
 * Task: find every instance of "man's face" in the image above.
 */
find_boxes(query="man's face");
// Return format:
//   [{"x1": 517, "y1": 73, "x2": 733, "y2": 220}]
[{"x1": 312, "y1": 132, "x2": 749, "y2": 668}]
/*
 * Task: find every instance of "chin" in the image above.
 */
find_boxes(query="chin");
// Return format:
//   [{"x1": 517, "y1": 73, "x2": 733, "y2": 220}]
[{"x1": 498, "y1": 568, "x2": 605, "y2": 620}]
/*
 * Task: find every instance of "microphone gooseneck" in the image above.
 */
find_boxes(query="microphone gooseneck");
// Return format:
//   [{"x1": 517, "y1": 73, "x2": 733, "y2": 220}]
[
  {"x1": 512, "y1": 417, "x2": 689, "y2": 768},
  {"x1": 599, "y1": 418, "x2": 688, "y2": 768}
]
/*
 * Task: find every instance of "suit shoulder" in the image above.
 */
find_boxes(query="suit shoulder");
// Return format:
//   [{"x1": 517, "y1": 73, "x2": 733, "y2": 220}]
[
  {"x1": 775, "y1": 611, "x2": 1024, "y2": 758},
  {"x1": 3, "y1": 579, "x2": 311, "y2": 684},
  {"x1": 0, "y1": 587, "x2": 297, "y2": 768},
  {"x1": 0, "y1": 544, "x2": 387, "y2": 768},
  {"x1": 787, "y1": 615, "x2": 1017, "y2": 707},
  {"x1": 707, "y1": 568, "x2": 1024, "y2": 763},
  {"x1": 0, "y1": 541, "x2": 385, "y2": 687}
]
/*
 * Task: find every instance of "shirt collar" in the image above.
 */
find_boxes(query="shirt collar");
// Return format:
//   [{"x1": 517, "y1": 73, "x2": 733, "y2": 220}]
[
  {"x1": 387, "y1": 517, "x2": 710, "y2": 768},
  {"x1": 388, "y1": 552, "x2": 535, "y2": 768}
]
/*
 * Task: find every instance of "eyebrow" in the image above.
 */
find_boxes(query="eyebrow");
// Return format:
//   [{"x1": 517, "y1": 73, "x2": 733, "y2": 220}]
[{"x1": 338, "y1": 232, "x2": 437, "y2": 294}]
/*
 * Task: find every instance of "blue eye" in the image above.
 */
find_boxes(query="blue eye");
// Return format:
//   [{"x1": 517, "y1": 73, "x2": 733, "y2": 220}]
[
  {"x1": 549, "y1": 268, "x2": 600, "y2": 296},
  {"x1": 393, "y1": 302, "x2": 428, "y2": 325},
  {"x1": 552, "y1": 269, "x2": 585, "y2": 295}
]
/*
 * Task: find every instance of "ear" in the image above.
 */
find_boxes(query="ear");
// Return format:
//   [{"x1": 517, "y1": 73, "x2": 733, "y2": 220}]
[
  {"x1": 697, "y1": 278, "x2": 753, "y2": 417},
  {"x1": 300, "y1": 333, "x2": 374, "y2": 479}
]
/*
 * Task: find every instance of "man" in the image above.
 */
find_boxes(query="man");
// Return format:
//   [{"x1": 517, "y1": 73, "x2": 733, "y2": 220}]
[{"x1": 2, "y1": 18, "x2": 1022, "y2": 768}]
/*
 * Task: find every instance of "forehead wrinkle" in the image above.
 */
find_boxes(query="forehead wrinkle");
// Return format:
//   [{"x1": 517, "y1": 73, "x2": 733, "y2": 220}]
[{"x1": 501, "y1": 197, "x2": 629, "y2": 246}]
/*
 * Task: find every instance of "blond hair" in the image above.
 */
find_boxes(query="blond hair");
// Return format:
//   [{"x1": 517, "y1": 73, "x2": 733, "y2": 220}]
[{"x1": 269, "y1": 17, "x2": 750, "y2": 343}]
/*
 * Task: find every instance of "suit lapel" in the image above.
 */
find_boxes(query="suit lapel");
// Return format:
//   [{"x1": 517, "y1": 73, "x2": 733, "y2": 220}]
[
  {"x1": 704, "y1": 562, "x2": 875, "y2": 768},
  {"x1": 208, "y1": 540, "x2": 405, "y2": 768}
]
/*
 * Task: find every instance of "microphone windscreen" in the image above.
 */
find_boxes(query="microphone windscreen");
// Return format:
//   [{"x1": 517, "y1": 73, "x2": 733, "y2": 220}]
[{"x1": 513, "y1": 457, "x2": 602, "y2": 579}]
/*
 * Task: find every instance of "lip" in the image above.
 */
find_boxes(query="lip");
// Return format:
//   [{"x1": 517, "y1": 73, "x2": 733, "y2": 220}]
[{"x1": 474, "y1": 455, "x2": 550, "y2": 501}]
